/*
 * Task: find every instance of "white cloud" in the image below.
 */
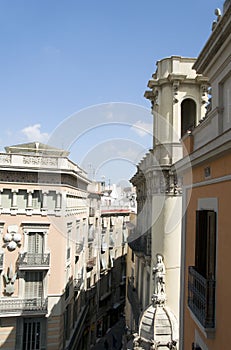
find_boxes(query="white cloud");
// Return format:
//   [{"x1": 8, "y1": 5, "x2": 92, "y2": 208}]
[
  {"x1": 131, "y1": 120, "x2": 152, "y2": 137},
  {"x1": 21, "y1": 124, "x2": 49, "y2": 143}
]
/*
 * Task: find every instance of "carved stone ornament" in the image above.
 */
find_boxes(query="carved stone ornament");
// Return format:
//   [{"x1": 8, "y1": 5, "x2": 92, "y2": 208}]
[
  {"x1": 172, "y1": 81, "x2": 180, "y2": 103},
  {"x1": 3, "y1": 225, "x2": 21, "y2": 251},
  {"x1": 23, "y1": 156, "x2": 58, "y2": 167},
  {"x1": 133, "y1": 334, "x2": 141, "y2": 348},
  {"x1": 153, "y1": 89, "x2": 159, "y2": 106},
  {"x1": 0, "y1": 154, "x2": 11, "y2": 164},
  {"x1": 167, "y1": 340, "x2": 177, "y2": 349},
  {"x1": 150, "y1": 340, "x2": 160, "y2": 350},
  {"x1": 201, "y1": 84, "x2": 209, "y2": 105},
  {"x1": 3, "y1": 263, "x2": 17, "y2": 295}
]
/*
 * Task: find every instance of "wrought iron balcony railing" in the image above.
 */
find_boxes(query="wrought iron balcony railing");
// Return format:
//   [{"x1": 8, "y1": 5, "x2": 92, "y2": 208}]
[
  {"x1": 17, "y1": 253, "x2": 50, "y2": 269},
  {"x1": 0, "y1": 297, "x2": 48, "y2": 314},
  {"x1": 188, "y1": 266, "x2": 215, "y2": 329}
]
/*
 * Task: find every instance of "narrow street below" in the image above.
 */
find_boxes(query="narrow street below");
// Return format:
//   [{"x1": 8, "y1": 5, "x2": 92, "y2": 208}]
[{"x1": 91, "y1": 316, "x2": 125, "y2": 350}]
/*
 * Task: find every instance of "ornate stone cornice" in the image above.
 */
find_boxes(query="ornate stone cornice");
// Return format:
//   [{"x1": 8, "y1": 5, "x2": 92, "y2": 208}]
[
  {"x1": 193, "y1": 4, "x2": 231, "y2": 74},
  {"x1": 168, "y1": 73, "x2": 187, "y2": 82}
]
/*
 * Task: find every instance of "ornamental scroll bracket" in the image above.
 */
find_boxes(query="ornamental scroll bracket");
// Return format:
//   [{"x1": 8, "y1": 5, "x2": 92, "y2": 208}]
[{"x1": 172, "y1": 81, "x2": 180, "y2": 103}]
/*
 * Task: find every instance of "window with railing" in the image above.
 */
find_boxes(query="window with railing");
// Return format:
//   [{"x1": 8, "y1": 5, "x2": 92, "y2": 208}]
[{"x1": 188, "y1": 210, "x2": 216, "y2": 329}]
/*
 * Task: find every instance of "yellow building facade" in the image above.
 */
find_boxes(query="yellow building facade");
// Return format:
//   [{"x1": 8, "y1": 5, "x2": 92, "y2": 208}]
[{"x1": 177, "y1": 1, "x2": 231, "y2": 348}]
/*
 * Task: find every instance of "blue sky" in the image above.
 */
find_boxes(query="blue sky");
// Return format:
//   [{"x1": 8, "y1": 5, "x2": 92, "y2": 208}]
[{"x1": 0, "y1": 0, "x2": 224, "y2": 184}]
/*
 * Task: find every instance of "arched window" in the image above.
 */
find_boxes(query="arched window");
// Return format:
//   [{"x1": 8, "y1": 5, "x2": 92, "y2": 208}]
[{"x1": 181, "y1": 98, "x2": 196, "y2": 137}]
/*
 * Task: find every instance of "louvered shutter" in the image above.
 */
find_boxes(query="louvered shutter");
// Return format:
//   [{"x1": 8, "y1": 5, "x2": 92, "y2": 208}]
[
  {"x1": 25, "y1": 271, "x2": 43, "y2": 298},
  {"x1": 28, "y1": 233, "x2": 44, "y2": 254},
  {"x1": 195, "y1": 210, "x2": 216, "y2": 278}
]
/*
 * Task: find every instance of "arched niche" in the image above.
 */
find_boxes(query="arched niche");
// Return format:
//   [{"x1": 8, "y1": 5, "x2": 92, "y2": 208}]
[{"x1": 181, "y1": 98, "x2": 196, "y2": 137}]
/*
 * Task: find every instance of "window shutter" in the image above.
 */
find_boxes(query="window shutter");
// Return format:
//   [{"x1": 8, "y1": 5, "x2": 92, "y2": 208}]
[
  {"x1": 207, "y1": 211, "x2": 216, "y2": 279},
  {"x1": 35, "y1": 233, "x2": 43, "y2": 254},
  {"x1": 195, "y1": 210, "x2": 207, "y2": 277},
  {"x1": 25, "y1": 271, "x2": 43, "y2": 298},
  {"x1": 195, "y1": 210, "x2": 216, "y2": 279},
  {"x1": 28, "y1": 232, "x2": 44, "y2": 254}
]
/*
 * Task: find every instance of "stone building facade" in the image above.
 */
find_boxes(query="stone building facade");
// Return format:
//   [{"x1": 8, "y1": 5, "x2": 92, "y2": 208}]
[{"x1": 126, "y1": 56, "x2": 208, "y2": 347}]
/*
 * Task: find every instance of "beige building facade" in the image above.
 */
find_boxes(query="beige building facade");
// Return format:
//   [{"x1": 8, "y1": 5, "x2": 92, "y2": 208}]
[
  {"x1": 0, "y1": 143, "x2": 131, "y2": 350},
  {"x1": 0, "y1": 142, "x2": 92, "y2": 350}
]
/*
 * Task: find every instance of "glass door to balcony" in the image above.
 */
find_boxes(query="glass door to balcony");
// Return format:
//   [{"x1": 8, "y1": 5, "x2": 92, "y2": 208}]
[{"x1": 28, "y1": 232, "x2": 44, "y2": 265}]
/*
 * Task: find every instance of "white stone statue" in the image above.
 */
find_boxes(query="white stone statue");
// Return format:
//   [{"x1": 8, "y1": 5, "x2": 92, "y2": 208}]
[{"x1": 153, "y1": 254, "x2": 166, "y2": 295}]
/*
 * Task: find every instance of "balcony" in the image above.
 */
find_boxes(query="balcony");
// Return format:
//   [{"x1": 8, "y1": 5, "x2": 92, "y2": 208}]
[
  {"x1": 86, "y1": 257, "x2": 96, "y2": 271},
  {"x1": 0, "y1": 253, "x2": 3, "y2": 269},
  {"x1": 17, "y1": 253, "x2": 50, "y2": 270},
  {"x1": 127, "y1": 230, "x2": 151, "y2": 257},
  {"x1": 74, "y1": 275, "x2": 83, "y2": 291},
  {"x1": 75, "y1": 241, "x2": 84, "y2": 255},
  {"x1": 127, "y1": 278, "x2": 142, "y2": 327},
  {"x1": 188, "y1": 266, "x2": 215, "y2": 329},
  {"x1": 0, "y1": 297, "x2": 48, "y2": 314}
]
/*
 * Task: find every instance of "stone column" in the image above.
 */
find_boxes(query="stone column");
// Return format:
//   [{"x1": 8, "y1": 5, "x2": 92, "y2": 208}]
[
  {"x1": 42, "y1": 192, "x2": 48, "y2": 209},
  {"x1": 11, "y1": 190, "x2": 18, "y2": 208},
  {"x1": 27, "y1": 191, "x2": 33, "y2": 208},
  {"x1": 56, "y1": 192, "x2": 62, "y2": 209},
  {"x1": 41, "y1": 191, "x2": 48, "y2": 216}
]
